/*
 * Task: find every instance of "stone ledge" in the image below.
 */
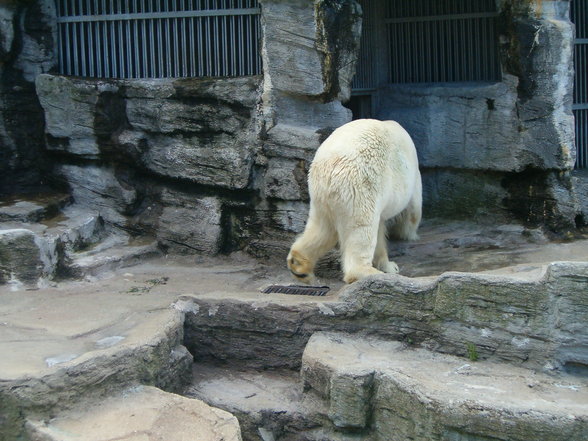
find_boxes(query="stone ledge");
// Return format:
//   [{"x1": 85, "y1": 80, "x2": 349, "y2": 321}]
[
  {"x1": 183, "y1": 260, "x2": 588, "y2": 372},
  {"x1": 27, "y1": 386, "x2": 242, "y2": 441},
  {"x1": 1, "y1": 306, "x2": 192, "y2": 414},
  {"x1": 302, "y1": 332, "x2": 588, "y2": 440}
]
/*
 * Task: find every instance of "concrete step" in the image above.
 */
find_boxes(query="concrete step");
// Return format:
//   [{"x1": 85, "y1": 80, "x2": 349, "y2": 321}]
[
  {"x1": 301, "y1": 331, "x2": 588, "y2": 441},
  {"x1": 0, "y1": 199, "x2": 108, "y2": 287},
  {"x1": 27, "y1": 386, "x2": 242, "y2": 441},
  {"x1": 186, "y1": 364, "x2": 329, "y2": 441},
  {"x1": 0, "y1": 195, "x2": 161, "y2": 286},
  {"x1": 0, "y1": 280, "x2": 193, "y2": 439},
  {"x1": 180, "y1": 260, "x2": 588, "y2": 374},
  {"x1": 63, "y1": 234, "x2": 161, "y2": 279}
]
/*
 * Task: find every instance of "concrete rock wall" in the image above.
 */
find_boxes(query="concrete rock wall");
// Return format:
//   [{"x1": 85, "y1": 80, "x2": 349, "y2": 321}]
[
  {"x1": 0, "y1": 0, "x2": 56, "y2": 195},
  {"x1": 378, "y1": 0, "x2": 581, "y2": 231},
  {"x1": 2, "y1": 0, "x2": 583, "y2": 259},
  {"x1": 33, "y1": 0, "x2": 361, "y2": 257}
]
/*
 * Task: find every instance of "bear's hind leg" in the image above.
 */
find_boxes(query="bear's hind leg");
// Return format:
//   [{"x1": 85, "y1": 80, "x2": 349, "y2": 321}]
[
  {"x1": 388, "y1": 180, "x2": 422, "y2": 241},
  {"x1": 339, "y1": 218, "x2": 383, "y2": 284},
  {"x1": 373, "y1": 219, "x2": 399, "y2": 274}
]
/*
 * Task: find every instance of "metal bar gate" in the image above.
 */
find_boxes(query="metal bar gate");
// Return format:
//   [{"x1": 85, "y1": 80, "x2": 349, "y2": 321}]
[
  {"x1": 384, "y1": 0, "x2": 500, "y2": 84},
  {"x1": 352, "y1": 0, "x2": 500, "y2": 90},
  {"x1": 55, "y1": 0, "x2": 262, "y2": 79},
  {"x1": 573, "y1": 0, "x2": 588, "y2": 169}
]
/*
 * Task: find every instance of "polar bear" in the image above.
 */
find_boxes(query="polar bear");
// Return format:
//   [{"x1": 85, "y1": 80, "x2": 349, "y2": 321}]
[{"x1": 287, "y1": 118, "x2": 422, "y2": 284}]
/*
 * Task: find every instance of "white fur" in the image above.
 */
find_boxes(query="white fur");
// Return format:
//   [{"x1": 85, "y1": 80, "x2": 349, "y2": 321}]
[{"x1": 287, "y1": 119, "x2": 422, "y2": 284}]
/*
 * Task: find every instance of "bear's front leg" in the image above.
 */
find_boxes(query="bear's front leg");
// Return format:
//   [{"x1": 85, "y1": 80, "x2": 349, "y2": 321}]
[{"x1": 339, "y1": 221, "x2": 383, "y2": 284}]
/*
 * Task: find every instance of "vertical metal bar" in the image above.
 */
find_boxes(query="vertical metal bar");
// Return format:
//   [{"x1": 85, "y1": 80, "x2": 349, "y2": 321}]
[
  {"x1": 206, "y1": 15, "x2": 212, "y2": 76},
  {"x1": 118, "y1": 9, "x2": 125, "y2": 78},
  {"x1": 87, "y1": 1, "x2": 95, "y2": 77},
  {"x1": 95, "y1": 21, "x2": 101, "y2": 77},
  {"x1": 165, "y1": 5, "x2": 172, "y2": 77},
  {"x1": 251, "y1": 6, "x2": 257, "y2": 75},
  {"x1": 230, "y1": 13, "x2": 236, "y2": 76},
  {"x1": 133, "y1": 15, "x2": 139, "y2": 77},
  {"x1": 189, "y1": 16, "x2": 195, "y2": 77},
  {"x1": 221, "y1": 15, "x2": 227, "y2": 76},
  {"x1": 197, "y1": 15, "x2": 204, "y2": 76},
  {"x1": 102, "y1": 20, "x2": 109, "y2": 77},
  {"x1": 157, "y1": 14, "x2": 164, "y2": 76},
  {"x1": 173, "y1": 15, "x2": 180, "y2": 77},
  {"x1": 149, "y1": 1, "x2": 156, "y2": 77},
  {"x1": 72, "y1": 22, "x2": 80, "y2": 76},
  {"x1": 141, "y1": 11, "x2": 147, "y2": 78},
  {"x1": 65, "y1": 23, "x2": 72, "y2": 75},
  {"x1": 125, "y1": 3, "x2": 132, "y2": 77},
  {"x1": 56, "y1": 0, "x2": 64, "y2": 75},
  {"x1": 79, "y1": 6, "x2": 88, "y2": 76},
  {"x1": 180, "y1": 16, "x2": 187, "y2": 77},
  {"x1": 213, "y1": 14, "x2": 219, "y2": 76},
  {"x1": 239, "y1": 10, "x2": 245, "y2": 76},
  {"x1": 166, "y1": 21, "x2": 172, "y2": 77}
]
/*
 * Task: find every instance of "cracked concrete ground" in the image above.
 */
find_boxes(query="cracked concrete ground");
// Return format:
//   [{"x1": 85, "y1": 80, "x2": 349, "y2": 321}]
[
  {"x1": 2, "y1": 220, "x2": 588, "y2": 383},
  {"x1": 1, "y1": 220, "x2": 588, "y2": 440}
]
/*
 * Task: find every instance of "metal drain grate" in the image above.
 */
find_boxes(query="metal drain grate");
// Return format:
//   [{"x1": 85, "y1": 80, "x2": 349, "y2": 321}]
[{"x1": 262, "y1": 285, "x2": 330, "y2": 296}]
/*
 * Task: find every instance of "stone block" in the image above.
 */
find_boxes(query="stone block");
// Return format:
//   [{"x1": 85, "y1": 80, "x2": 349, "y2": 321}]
[
  {"x1": 260, "y1": 0, "x2": 360, "y2": 101},
  {"x1": 421, "y1": 169, "x2": 510, "y2": 220},
  {"x1": 27, "y1": 386, "x2": 242, "y2": 441},
  {"x1": 270, "y1": 200, "x2": 309, "y2": 234},
  {"x1": 260, "y1": 0, "x2": 324, "y2": 97},
  {"x1": 263, "y1": 157, "x2": 308, "y2": 201},
  {"x1": 13, "y1": 0, "x2": 56, "y2": 82},
  {"x1": 124, "y1": 76, "x2": 259, "y2": 137},
  {"x1": 36, "y1": 75, "x2": 113, "y2": 158},
  {"x1": 263, "y1": 124, "x2": 323, "y2": 161},
  {"x1": 0, "y1": 6, "x2": 15, "y2": 57},
  {"x1": 157, "y1": 191, "x2": 223, "y2": 255},
  {"x1": 302, "y1": 331, "x2": 588, "y2": 441},
  {"x1": 547, "y1": 262, "x2": 588, "y2": 373},
  {"x1": 328, "y1": 371, "x2": 373, "y2": 429},
  {"x1": 0, "y1": 229, "x2": 47, "y2": 285},
  {"x1": 378, "y1": 79, "x2": 522, "y2": 172},
  {"x1": 271, "y1": 94, "x2": 352, "y2": 133},
  {"x1": 140, "y1": 133, "x2": 254, "y2": 190},
  {"x1": 572, "y1": 171, "x2": 588, "y2": 223},
  {"x1": 56, "y1": 164, "x2": 136, "y2": 225}
]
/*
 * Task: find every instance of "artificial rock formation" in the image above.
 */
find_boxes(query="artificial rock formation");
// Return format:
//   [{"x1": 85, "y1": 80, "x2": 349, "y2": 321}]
[{"x1": 1, "y1": 0, "x2": 586, "y2": 261}]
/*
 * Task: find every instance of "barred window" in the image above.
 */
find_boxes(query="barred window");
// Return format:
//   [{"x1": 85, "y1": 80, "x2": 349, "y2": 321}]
[
  {"x1": 55, "y1": 0, "x2": 262, "y2": 79},
  {"x1": 386, "y1": 0, "x2": 501, "y2": 84}
]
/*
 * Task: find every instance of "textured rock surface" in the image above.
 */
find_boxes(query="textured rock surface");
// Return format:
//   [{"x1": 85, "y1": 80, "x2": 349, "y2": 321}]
[
  {"x1": 182, "y1": 259, "x2": 588, "y2": 373},
  {"x1": 0, "y1": 277, "x2": 193, "y2": 439},
  {"x1": 3, "y1": 0, "x2": 587, "y2": 261},
  {"x1": 379, "y1": 79, "x2": 522, "y2": 172},
  {"x1": 27, "y1": 386, "x2": 242, "y2": 441},
  {"x1": 36, "y1": 74, "x2": 261, "y2": 190},
  {"x1": 0, "y1": 193, "x2": 70, "y2": 223},
  {"x1": 187, "y1": 365, "x2": 326, "y2": 441},
  {"x1": 302, "y1": 332, "x2": 588, "y2": 441},
  {"x1": 2, "y1": 245, "x2": 588, "y2": 441},
  {"x1": 157, "y1": 191, "x2": 223, "y2": 254},
  {"x1": 375, "y1": 1, "x2": 581, "y2": 228},
  {"x1": 0, "y1": 193, "x2": 160, "y2": 286},
  {"x1": 573, "y1": 170, "x2": 588, "y2": 223},
  {"x1": 0, "y1": 229, "x2": 51, "y2": 285},
  {"x1": 0, "y1": 0, "x2": 55, "y2": 194}
]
